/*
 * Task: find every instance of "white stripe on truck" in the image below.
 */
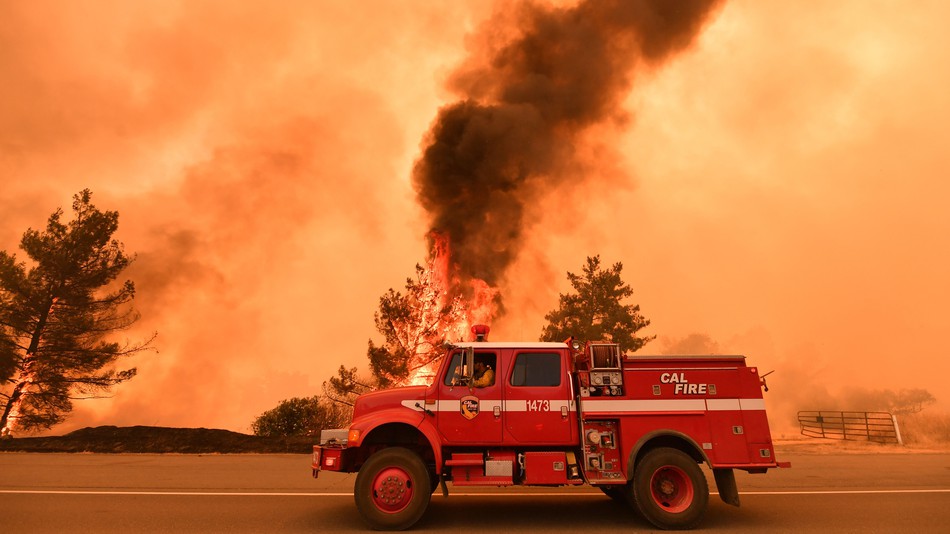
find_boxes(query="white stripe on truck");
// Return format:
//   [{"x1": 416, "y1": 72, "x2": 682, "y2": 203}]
[{"x1": 402, "y1": 398, "x2": 764, "y2": 413}]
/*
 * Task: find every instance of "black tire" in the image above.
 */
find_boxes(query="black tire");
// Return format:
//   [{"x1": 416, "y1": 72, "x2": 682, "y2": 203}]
[
  {"x1": 354, "y1": 447, "x2": 431, "y2": 530},
  {"x1": 631, "y1": 447, "x2": 709, "y2": 530}
]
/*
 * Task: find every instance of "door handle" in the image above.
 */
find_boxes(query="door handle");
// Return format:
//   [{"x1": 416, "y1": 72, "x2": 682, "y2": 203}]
[{"x1": 494, "y1": 406, "x2": 501, "y2": 418}]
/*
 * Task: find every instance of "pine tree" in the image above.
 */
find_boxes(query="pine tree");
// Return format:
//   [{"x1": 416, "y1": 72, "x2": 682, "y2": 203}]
[
  {"x1": 0, "y1": 190, "x2": 153, "y2": 436},
  {"x1": 321, "y1": 365, "x2": 375, "y2": 411},
  {"x1": 540, "y1": 255, "x2": 654, "y2": 352}
]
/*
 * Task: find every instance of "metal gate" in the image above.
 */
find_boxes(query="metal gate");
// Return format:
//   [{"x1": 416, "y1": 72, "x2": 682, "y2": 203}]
[{"x1": 797, "y1": 411, "x2": 902, "y2": 444}]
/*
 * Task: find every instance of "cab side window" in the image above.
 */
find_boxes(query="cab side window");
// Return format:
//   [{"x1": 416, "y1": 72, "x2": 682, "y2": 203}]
[
  {"x1": 443, "y1": 352, "x2": 498, "y2": 387},
  {"x1": 443, "y1": 352, "x2": 466, "y2": 386},
  {"x1": 510, "y1": 353, "x2": 561, "y2": 387}
]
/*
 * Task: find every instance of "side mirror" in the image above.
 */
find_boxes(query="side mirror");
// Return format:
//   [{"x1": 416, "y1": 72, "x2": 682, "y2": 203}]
[{"x1": 760, "y1": 370, "x2": 774, "y2": 392}]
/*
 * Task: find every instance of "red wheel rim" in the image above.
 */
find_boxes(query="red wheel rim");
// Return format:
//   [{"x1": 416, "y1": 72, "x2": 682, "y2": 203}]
[
  {"x1": 649, "y1": 465, "x2": 694, "y2": 513},
  {"x1": 371, "y1": 467, "x2": 415, "y2": 513}
]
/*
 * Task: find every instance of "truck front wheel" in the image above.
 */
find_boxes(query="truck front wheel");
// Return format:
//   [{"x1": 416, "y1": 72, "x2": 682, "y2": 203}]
[
  {"x1": 354, "y1": 447, "x2": 430, "y2": 530},
  {"x1": 632, "y1": 447, "x2": 709, "y2": 530}
]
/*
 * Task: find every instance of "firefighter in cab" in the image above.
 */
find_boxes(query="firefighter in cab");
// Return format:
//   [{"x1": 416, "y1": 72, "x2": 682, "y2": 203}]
[{"x1": 473, "y1": 356, "x2": 494, "y2": 387}]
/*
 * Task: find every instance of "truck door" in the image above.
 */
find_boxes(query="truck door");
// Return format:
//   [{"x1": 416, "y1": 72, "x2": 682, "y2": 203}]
[
  {"x1": 435, "y1": 349, "x2": 503, "y2": 444},
  {"x1": 503, "y1": 350, "x2": 576, "y2": 445}
]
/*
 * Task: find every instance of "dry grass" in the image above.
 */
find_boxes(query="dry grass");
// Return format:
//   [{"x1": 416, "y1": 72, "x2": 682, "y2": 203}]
[{"x1": 896, "y1": 410, "x2": 950, "y2": 446}]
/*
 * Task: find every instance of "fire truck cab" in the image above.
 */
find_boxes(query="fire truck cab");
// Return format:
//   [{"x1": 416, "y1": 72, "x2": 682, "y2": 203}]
[{"x1": 313, "y1": 332, "x2": 788, "y2": 530}]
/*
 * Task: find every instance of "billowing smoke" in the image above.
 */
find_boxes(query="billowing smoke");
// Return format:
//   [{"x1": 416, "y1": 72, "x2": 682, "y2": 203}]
[{"x1": 413, "y1": 0, "x2": 723, "y2": 302}]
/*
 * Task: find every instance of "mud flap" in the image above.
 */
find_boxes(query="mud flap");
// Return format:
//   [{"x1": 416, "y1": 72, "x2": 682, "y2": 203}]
[{"x1": 714, "y1": 468, "x2": 740, "y2": 507}]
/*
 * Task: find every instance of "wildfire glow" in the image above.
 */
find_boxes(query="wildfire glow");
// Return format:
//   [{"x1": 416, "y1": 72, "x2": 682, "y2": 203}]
[{"x1": 3, "y1": 1, "x2": 949, "y2": 434}]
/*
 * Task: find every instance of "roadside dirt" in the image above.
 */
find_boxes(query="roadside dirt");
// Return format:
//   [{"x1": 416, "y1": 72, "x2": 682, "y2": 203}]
[
  {"x1": 774, "y1": 437, "x2": 950, "y2": 454},
  {"x1": 0, "y1": 426, "x2": 314, "y2": 454}
]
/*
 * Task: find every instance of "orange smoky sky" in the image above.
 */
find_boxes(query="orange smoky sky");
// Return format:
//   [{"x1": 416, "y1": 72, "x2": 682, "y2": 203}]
[{"x1": 2, "y1": 0, "x2": 948, "y2": 434}]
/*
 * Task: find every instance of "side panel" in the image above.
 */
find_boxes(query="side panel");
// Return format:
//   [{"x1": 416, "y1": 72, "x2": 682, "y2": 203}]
[
  {"x1": 705, "y1": 400, "x2": 751, "y2": 464},
  {"x1": 738, "y1": 366, "x2": 779, "y2": 465},
  {"x1": 503, "y1": 349, "x2": 577, "y2": 445},
  {"x1": 612, "y1": 364, "x2": 766, "y2": 468}
]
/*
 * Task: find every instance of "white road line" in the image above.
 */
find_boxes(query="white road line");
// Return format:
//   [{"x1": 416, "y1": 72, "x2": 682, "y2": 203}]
[
  {"x1": 2, "y1": 489, "x2": 949, "y2": 496},
  {"x1": 0, "y1": 490, "x2": 351, "y2": 496},
  {"x1": 739, "y1": 489, "x2": 950, "y2": 495}
]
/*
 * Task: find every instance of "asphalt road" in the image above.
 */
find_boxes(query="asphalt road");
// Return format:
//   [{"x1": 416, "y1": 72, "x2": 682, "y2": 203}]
[{"x1": 1, "y1": 449, "x2": 948, "y2": 533}]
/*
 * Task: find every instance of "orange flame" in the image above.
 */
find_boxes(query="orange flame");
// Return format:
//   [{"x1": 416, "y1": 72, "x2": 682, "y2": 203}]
[
  {"x1": 402, "y1": 233, "x2": 498, "y2": 386},
  {"x1": 0, "y1": 364, "x2": 35, "y2": 437},
  {"x1": 428, "y1": 231, "x2": 498, "y2": 339}
]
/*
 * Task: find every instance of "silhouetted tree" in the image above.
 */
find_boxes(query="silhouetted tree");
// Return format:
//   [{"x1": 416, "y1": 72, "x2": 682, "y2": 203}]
[
  {"x1": 840, "y1": 387, "x2": 937, "y2": 415},
  {"x1": 321, "y1": 365, "x2": 376, "y2": 410},
  {"x1": 0, "y1": 190, "x2": 153, "y2": 436},
  {"x1": 891, "y1": 389, "x2": 936, "y2": 415},
  {"x1": 541, "y1": 255, "x2": 653, "y2": 352}
]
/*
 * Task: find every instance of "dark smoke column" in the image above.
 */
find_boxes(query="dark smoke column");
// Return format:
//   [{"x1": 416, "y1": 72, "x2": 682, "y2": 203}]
[{"x1": 413, "y1": 0, "x2": 723, "y2": 302}]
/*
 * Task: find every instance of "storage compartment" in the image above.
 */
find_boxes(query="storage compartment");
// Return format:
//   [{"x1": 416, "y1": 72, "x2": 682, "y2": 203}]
[
  {"x1": 447, "y1": 451, "x2": 515, "y2": 485},
  {"x1": 523, "y1": 451, "x2": 570, "y2": 485}
]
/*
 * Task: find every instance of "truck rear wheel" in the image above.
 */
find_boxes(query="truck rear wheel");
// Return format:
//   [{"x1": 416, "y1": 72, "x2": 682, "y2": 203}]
[
  {"x1": 632, "y1": 447, "x2": 708, "y2": 530},
  {"x1": 354, "y1": 447, "x2": 430, "y2": 531}
]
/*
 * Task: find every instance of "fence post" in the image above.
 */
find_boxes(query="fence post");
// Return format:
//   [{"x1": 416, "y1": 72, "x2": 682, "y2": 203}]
[{"x1": 891, "y1": 414, "x2": 903, "y2": 445}]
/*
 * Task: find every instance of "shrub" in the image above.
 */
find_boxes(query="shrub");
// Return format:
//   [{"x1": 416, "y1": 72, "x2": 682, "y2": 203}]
[{"x1": 251, "y1": 396, "x2": 348, "y2": 437}]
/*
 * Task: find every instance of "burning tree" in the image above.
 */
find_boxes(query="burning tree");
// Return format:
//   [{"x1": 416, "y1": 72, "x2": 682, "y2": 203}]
[
  {"x1": 0, "y1": 190, "x2": 153, "y2": 436},
  {"x1": 323, "y1": 234, "x2": 497, "y2": 408},
  {"x1": 367, "y1": 264, "x2": 466, "y2": 387},
  {"x1": 367, "y1": 234, "x2": 497, "y2": 388},
  {"x1": 541, "y1": 255, "x2": 654, "y2": 352}
]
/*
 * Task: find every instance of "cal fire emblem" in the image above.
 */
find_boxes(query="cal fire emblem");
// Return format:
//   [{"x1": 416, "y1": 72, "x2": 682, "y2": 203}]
[{"x1": 460, "y1": 395, "x2": 479, "y2": 420}]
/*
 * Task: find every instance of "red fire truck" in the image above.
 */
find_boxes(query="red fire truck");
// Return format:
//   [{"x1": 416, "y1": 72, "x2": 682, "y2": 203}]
[{"x1": 312, "y1": 327, "x2": 788, "y2": 530}]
